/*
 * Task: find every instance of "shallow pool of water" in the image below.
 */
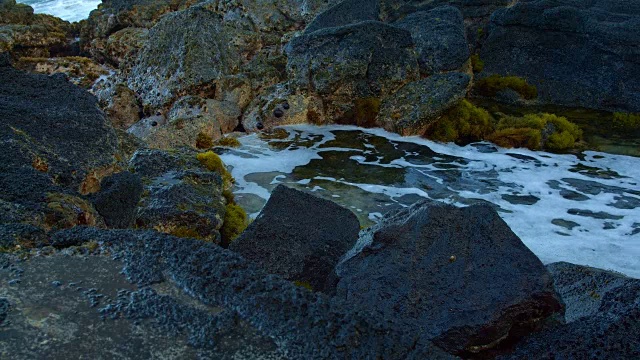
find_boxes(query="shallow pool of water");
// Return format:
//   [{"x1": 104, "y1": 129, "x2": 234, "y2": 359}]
[{"x1": 221, "y1": 125, "x2": 640, "y2": 278}]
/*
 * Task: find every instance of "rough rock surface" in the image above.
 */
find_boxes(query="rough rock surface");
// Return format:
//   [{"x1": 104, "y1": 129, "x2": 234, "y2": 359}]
[
  {"x1": 130, "y1": 149, "x2": 227, "y2": 243},
  {"x1": 500, "y1": 262, "x2": 640, "y2": 359},
  {"x1": 336, "y1": 200, "x2": 564, "y2": 356},
  {"x1": 480, "y1": 0, "x2": 640, "y2": 112},
  {"x1": 91, "y1": 172, "x2": 143, "y2": 229},
  {"x1": 0, "y1": 227, "x2": 454, "y2": 359},
  {"x1": 286, "y1": 20, "x2": 419, "y2": 124},
  {"x1": 230, "y1": 185, "x2": 360, "y2": 293},
  {"x1": 304, "y1": 0, "x2": 381, "y2": 33},
  {"x1": 392, "y1": 6, "x2": 469, "y2": 75},
  {"x1": 377, "y1": 72, "x2": 471, "y2": 136},
  {"x1": 127, "y1": 4, "x2": 241, "y2": 110},
  {"x1": 0, "y1": 62, "x2": 119, "y2": 192}
]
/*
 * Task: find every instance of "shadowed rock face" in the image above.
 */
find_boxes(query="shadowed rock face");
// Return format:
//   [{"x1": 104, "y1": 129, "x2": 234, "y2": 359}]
[
  {"x1": 480, "y1": 0, "x2": 640, "y2": 112},
  {"x1": 304, "y1": 0, "x2": 381, "y2": 33},
  {"x1": 336, "y1": 201, "x2": 564, "y2": 356},
  {"x1": 230, "y1": 185, "x2": 360, "y2": 293},
  {"x1": 0, "y1": 227, "x2": 454, "y2": 359},
  {"x1": 499, "y1": 262, "x2": 640, "y2": 359},
  {"x1": 392, "y1": 6, "x2": 469, "y2": 75}
]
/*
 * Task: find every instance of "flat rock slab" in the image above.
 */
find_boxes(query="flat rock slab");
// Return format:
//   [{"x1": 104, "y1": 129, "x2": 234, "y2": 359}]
[
  {"x1": 336, "y1": 200, "x2": 564, "y2": 356},
  {"x1": 0, "y1": 227, "x2": 453, "y2": 359},
  {"x1": 230, "y1": 185, "x2": 360, "y2": 293}
]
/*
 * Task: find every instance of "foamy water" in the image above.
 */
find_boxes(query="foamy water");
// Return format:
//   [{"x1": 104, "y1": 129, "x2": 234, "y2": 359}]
[
  {"x1": 17, "y1": 0, "x2": 100, "y2": 22},
  {"x1": 220, "y1": 125, "x2": 640, "y2": 278}
]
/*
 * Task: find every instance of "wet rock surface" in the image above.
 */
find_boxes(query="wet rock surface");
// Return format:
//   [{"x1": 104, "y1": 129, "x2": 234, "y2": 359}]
[
  {"x1": 336, "y1": 200, "x2": 564, "y2": 356},
  {"x1": 230, "y1": 185, "x2": 360, "y2": 293}
]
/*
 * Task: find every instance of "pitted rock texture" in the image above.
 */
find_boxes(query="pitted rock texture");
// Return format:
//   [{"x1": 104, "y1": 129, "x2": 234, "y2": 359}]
[
  {"x1": 304, "y1": 0, "x2": 381, "y2": 33},
  {"x1": 230, "y1": 185, "x2": 360, "y2": 293},
  {"x1": 480, "y1": 0, "x2": 640, "y2": 112},
  {"x1": 0, "y1": 227, "x2": 454, "y2": 359},
  {"x1": 337, "y1": 200, "x2": 564, "y2": 356}
]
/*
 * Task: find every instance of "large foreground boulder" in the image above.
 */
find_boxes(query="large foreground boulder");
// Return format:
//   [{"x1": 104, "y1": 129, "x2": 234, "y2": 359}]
[
  {"x1": 480, "y1": 0, "x2": 640, "y2": 112},
  {"x1": 0, "y1": 227, "x2": 453, "y2": 359},
  {"x1": 230, "y1": 185, "x2": 360, "y2": 293},
  {"x1": 500, "y1": 262, "x2": 640, "y2": 359},
  {"x1": 336, "y1": 201, "x2": 564, "y2": 356}
]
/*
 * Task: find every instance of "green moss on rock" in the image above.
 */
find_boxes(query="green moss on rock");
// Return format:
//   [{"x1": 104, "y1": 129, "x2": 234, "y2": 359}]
[
  {"x1": 471, "y1": 54, "x2": 484, "y2": 73},
  {"x1": 221, "y1": 203, "x2": 248, "y2": 247},
  {"x1": 488, "y1": 113, "x2": 582, "y2": 151},
  {"x1": 426, "y1": 100, "x2": 494, "y2": 144},
  {"x1": 475, "y1": 74, "x2": 538, "y2": 100},
  {"x1": 612, "y1": 112, "x2": 640, "y2": 131}
]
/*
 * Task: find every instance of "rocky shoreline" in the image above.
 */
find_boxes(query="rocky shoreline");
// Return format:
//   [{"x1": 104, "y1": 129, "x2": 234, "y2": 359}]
[{"x1": 1, "y1": 0, "x2": 639, "y2": 358}]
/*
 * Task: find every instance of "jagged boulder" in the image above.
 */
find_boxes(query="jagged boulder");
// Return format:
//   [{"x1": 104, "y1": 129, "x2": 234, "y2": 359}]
[
  {"x1": 480, "y1": 0, "x2": 640, "y2": 112},
  {"x1": 377, "y1": 72, "x2": 471, "y2": 135},
  {"x1": 91, "y1": 171, "x2": 143, "y2": 229},
  {"x1": 392, "y1": 6, "x2": 469, "y2": 75},
  {"x1": 285, "y1": 20, "x2": 419, "y2": 125},
  {"x1": 230, "y1": 185, "x2": 360, "y2": 293},
  {"x1": 501, "y1": 262, "x2": 640, "y2": 359},
  {"x1": 336, "y1": 201, "x2": 564, "y2": 356}
]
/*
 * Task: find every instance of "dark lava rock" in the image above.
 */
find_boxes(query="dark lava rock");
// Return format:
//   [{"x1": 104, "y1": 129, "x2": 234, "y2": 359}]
[
  {"x1": 91, "y1": 172, "x2": 143, "y2": 229},
  {"x1": 286, "y1": 20, "x2": 419, "y2": 122},
  {"x1": 0, "y1": 65, "x2": 118, "y2": 192},
  {"x1": 304, "y1": 0, "x2": 381, "y2": 34},
  {"x1": 377, "y1": 72, "x2": 470, "y2": 136},
  {"x1": 383, "y1": 0, "x2": 513, "y2": 20},
  {"x1": 336, "y1": 200, "x2": 564, "y2": 356},
  {"x1": 0, "y1": 223, "x2": 48, "y2": 249},
  {"x1": 230, "y1": 185, "x2": 360, "y2": 294},
  {"x1": 130, "y1": 149, "x2": 227, "y2": 243},
  {"x1": 480, "y1": 0, "x2": 640, "y2": 112},
  {"x1": 500, "y1": 262, "x2": 640, "y2": 359},
  {"x1": 0, "y1": 226, "x2": 453, "y2": 359},
  {"x1": 392, "y1": 6, "x2": 469, "y2": 75}
]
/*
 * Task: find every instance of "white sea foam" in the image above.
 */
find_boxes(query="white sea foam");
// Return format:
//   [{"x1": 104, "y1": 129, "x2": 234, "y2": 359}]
[
  {"x1": 221, "y1": 125, "x2": 640, "y2": 278},
  {"x1": 18, "y1": 0, "x2": 100, "y2": 22}
]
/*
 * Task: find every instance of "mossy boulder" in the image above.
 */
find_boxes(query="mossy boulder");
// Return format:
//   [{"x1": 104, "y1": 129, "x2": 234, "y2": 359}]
[
  {"x1": 130, "y1": 149, "x2": 228, "y2": 244},
  {"x1": 0, "y1": 0, "x2": 73, "y2": 58},
  {"x1": 377, "y1": 72, "x2": 471, "y2": 136},
  {"x1": 425, "y1": 99, "x2": 493, "y2": 144}
]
